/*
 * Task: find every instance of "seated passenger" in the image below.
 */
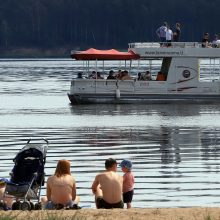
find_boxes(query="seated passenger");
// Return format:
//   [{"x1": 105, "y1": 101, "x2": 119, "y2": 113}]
[
  {"x1": 42, "y1": 160, "x2": 80, "y2": 210},
  {"x1": 88, "y1": 71, "x2": 97, "y2": 79},
  {"x1": 77, "y1": 72, "x2": 83, "y2": 79},
  {"x1": 156, "y1": 71, "x2": 166, "y2": 81},
  {"x1": 137, "y1": 72, "x2": 143, "y2": 80},
  {"x1": 107, "y1": 70, "x2": 116, "y2": 79},
  {"x1": 121, "y1": 70, "x2": 132, "y2": 80},
  {"x1": 116, "y1": 70, "x2": 122, "y2": 80},
  {"x1": 96, "y1": 72, "x2": 104, "y2": 79},
  {"x1": 142, "y1": 71, "x2": 152, "y2": 81}
]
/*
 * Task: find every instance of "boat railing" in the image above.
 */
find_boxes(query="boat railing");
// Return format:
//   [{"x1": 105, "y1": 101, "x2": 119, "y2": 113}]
[{"x1": 129, "y1": 42, "x2": 200, "y2": 49}]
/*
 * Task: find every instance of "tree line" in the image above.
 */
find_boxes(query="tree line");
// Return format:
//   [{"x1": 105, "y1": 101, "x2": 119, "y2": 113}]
[{"x1": 0, "y1": 0, "x2": 219, "y2": 51}]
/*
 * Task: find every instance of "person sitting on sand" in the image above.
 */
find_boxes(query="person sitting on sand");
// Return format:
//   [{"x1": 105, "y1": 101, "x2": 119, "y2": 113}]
[
  {"x1": 91, "y1": 158, "x2": 124, "y2": 209},
  {"x1": 0, "y1": 180, "x2": 13, "y2": 210},
  {"x1": 42, "y1": 160, "x2": 80, "y2": 209}
]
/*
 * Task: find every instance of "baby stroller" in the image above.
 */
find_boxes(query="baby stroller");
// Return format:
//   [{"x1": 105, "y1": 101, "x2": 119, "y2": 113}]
[{"x1": 1, "y1": 139, "x2": 48, "y2": 210}]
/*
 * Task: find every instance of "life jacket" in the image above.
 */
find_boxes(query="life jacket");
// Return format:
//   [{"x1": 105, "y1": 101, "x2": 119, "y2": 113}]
[{"x1": 156, "y1": 73, "x2": 166, "y2": 81}]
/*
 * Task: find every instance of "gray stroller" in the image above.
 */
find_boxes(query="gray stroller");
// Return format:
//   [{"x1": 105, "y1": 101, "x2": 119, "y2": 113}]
[{"x1": 1, "y1": 139, "x2": 48, "y2": 210}]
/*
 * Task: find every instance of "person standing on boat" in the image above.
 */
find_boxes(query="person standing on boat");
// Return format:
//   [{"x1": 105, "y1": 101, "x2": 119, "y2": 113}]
[
  {"x1": 173, "y1": 23, "x2": 181, "y2": 42},
  {"x1": 202, "y1": 33, "x2": 211, "y2": 48},
  {"x1": 156, "y1": 22, "x2": 167, "y2": 46},
  {"x1": 166, "y1": 25, "x2": 173, "y2": 47},
  {"x1": 212, "y1": 34, "x2": 220, "y2": 48}
]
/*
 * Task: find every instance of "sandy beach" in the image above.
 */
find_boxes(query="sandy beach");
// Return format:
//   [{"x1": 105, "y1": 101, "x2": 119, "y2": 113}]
[{"x1": 1, "y1": 207, "x2": 220, "y2": 220}]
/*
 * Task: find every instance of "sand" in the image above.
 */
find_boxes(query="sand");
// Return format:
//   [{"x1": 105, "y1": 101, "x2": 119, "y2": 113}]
[{"x1": 1, "y1": 207, "x2": 220, "y2": 220}]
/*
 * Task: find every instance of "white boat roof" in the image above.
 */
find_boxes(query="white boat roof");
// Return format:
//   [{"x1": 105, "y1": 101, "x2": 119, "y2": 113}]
[{"x1": 129, "y1": 42, "x2": 220, "y2": 58}]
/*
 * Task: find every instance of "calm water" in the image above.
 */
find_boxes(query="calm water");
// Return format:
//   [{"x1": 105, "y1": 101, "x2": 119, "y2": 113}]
[{"x1": 0, "y1": 59, "x2": 220, "y2": 208}]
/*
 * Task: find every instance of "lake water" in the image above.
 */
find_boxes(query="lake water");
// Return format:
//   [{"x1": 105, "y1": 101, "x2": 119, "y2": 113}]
[{"x1": 0, "y1": 59, "x2": 220, "y2": 208}]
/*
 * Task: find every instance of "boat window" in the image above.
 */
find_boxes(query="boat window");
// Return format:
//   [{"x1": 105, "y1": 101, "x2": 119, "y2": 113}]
[{"x1": 199, "y1": 58, "x2": 220, "y2": 82}]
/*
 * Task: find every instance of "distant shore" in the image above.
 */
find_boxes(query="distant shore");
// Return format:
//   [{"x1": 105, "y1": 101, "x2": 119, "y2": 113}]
[
  {"x1": 1, "y1": 207, "x2": 220, "y2": 220},
  {"x1": 0, "y1": 47, "x2": 72, "y2": 58},
  {"x1": 0, "y1": 47, "x2": 127, "y2": 59}
]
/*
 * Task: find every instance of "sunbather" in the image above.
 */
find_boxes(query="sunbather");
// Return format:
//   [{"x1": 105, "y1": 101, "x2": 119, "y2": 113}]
[
  {"x1": 91, "y1": 158, "x2": 124, "y2": 209},
  {"x1": 42, "y1": 160, "x2": 80, "y2": 209}
]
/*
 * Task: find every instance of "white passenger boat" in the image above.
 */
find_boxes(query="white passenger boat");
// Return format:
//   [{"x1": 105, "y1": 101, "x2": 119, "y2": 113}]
[{"x1": 68, "y1": 42, "x2": 220, "y2": 104}]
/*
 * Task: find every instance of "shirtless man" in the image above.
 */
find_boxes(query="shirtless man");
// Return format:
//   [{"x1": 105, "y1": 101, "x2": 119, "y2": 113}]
[{"x1": 91, "y1": 158, "x2": 124, "y2": 209}]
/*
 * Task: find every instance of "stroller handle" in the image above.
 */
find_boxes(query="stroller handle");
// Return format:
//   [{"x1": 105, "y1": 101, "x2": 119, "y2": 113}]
[{"x1": 27, "y1": 138, "x2": 49, "y2": 145}]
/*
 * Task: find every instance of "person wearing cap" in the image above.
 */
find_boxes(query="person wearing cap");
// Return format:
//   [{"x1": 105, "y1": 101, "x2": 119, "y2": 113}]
[
  {"x1": 120, "y1": 159, "x2": 135, "y2": 209},
  {"x1": 91, "y1": 158, "x2": 124, "y2": 209}
]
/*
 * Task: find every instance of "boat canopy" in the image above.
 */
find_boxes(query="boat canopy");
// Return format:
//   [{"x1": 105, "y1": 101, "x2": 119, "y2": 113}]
[{"x1": 71, "y1": 48, "x2": 140, "y2": 60}]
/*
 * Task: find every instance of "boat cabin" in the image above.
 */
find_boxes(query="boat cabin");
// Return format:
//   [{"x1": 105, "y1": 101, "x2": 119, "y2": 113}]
[{"x1": 68, "y1": 42, "x2": 220, "y2": 104}]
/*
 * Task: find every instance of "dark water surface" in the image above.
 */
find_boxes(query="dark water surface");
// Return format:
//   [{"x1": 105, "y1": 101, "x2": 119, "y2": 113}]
[{"x1": 0, "y1": 59, "x2": 220, "y2": 208}]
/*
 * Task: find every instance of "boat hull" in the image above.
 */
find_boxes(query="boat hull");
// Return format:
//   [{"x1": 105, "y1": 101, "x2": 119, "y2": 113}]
[{"x1": 68, "y1": 93, "x2": 220, "y2": 104}]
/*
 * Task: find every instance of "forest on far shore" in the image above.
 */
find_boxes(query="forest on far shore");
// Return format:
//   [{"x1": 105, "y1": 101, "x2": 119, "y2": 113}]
[{"x1": 0, "y1": 0, "x2": 219, "y2": 57}]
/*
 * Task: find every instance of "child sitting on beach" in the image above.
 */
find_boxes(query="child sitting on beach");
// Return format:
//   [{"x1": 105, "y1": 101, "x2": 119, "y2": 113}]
[
  {"x1": 0, "y1": 180, "x2": 13, "y2": 210},
  {"x1": 120, "y1": 159, "x2": 135, "y2": 209}
]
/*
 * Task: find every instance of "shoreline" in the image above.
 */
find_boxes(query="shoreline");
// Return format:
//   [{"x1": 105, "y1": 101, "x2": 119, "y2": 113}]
[{"x1": 1, "y1": 207, "x2": 220, "y2": 220}]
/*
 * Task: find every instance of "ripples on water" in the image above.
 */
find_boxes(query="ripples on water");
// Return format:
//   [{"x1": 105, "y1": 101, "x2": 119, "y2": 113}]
[{"x1": 0, "y1": 59, "x2": 220, "y2": 208}]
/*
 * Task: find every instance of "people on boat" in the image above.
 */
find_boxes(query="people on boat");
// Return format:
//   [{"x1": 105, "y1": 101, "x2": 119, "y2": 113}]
[
  {"x1": 42, "y1": 160, "x2": 80, "y2": 209},
  {"x1": 166, "y1": 25, "x2": 173, "y2": 47},
  {"x1": 156, "y1": 22, "x2": 168, "y2": 46},
  {"x1": 173, "y1": 22, "x2": 181, "y2": 42},
  {"x1": 212, "y1": 34, "x2": 220, "y2": 48},
  {"x1": 115, "y1": 69, "x2": 122, "y2": 80},
  {"x1": 137, "y1": 72, "x2": 143, "y2": 81},
  {"x1": 121, "y1": 70, "x2": 132, "y2": 80},
  {"x1": 107, "y1": 70, "x2": 116, "y2": 79},
  {"x1": 96, "y1": 72, "x2": 104, "y2": 79},
  {"x1": 120, "y1": 159, "x2": 134, "y2": 209},
  {"x1": 142, "y1": 71, "x2": 152, "y2": 80},
  {"x1": 77, "y1": 72, "x2": 83, "y2": 79},
  {"x1": 88, "y1": 71, "x2": 97, "y2": 79},
  {"x1": 91, "y1": 158, "x2": 124, "y2": 209},
  {"x1": 156, "y1": 71, "x2": 166, "y2": 81},
  {"x1": 202, "y1": 33, "x2": 211, "y2": 48}
]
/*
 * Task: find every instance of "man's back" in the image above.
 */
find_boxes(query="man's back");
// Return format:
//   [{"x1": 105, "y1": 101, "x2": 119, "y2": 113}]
[{"x1": 96, "y1": 171, "x2": 123, "y2": 204}]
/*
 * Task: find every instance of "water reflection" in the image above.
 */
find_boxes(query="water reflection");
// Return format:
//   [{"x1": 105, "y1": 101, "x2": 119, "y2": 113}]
[
  {"x1": 2, "y1": 125, "x2": 220, "y2": 208},
  {"x1": 0, "y1": 59, "x2": 220, "y2": 208},
  {"x1": 69, "y1": 103, "x2": 220, "y2": 117}
]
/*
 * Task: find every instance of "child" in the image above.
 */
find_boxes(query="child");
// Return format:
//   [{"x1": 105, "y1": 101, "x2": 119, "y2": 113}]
[
  {"x1": 120, "y1": 159, "x2": 134, "y2": 209},
  {"x1": 0, "y1": 180, "x2": 13, "y2": 210}
]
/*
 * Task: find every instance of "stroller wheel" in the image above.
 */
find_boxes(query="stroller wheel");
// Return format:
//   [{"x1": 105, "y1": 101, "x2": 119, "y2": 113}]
[
  {"x1": 0, "y1": 202, "x2": 6, "y2": 210},
  {"x1": 21, "y1": 202, "x2": 31, "y2": 211},
  {"x1": 30, "y1": 202, "x2": 35, "y2": 210},
  {"x1": 12, "y1": 201, "x2": 21, "y2": 210},
  {"x1": 34, "y1": 202, "x2": 42, "y2": 210}
]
